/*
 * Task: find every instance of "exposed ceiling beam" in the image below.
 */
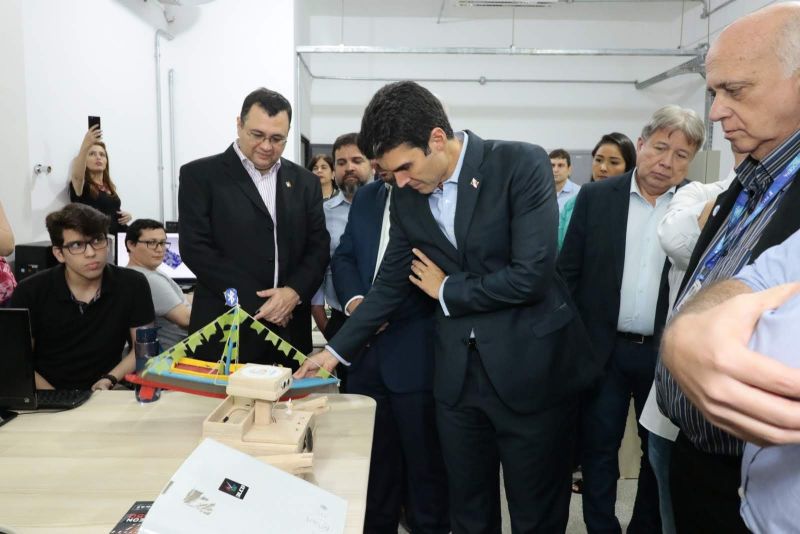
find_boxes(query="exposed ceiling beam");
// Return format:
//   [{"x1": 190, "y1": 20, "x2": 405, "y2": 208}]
[{"x1": 296, "y1": 45, "x2": 702, "y2": 57}]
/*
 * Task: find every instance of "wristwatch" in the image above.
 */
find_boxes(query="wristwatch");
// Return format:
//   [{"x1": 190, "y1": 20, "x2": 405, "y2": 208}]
[{"x1": 99, "y1": 374, "x2": 118, "y2": 388}]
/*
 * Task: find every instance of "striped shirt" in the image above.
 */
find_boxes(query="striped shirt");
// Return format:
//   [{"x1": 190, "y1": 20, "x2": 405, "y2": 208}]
[
  {"x1": 656, "y1": 128, "x2": 800, "y2": 456},
  {"x1": 233, "y1": 141, "x2": 281, "y2": 288}
]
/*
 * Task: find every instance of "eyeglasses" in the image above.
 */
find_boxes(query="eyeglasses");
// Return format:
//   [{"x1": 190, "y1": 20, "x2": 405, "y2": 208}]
[
  {"x1": 246, "y1": 130, "x2": 288, "y2": 147},
  {"x1": 138, "y1": 239, "x2": 171, "y2": 250},
  {"x1": 61, "y1": 236, "x2": 108, "y2": 255}
]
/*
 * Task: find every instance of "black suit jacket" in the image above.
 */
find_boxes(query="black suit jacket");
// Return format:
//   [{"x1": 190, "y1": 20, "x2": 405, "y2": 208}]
[
  {"x1": 558, "y1": 171, "x2": 679, "y2": 366},
  {"x1": 178, "y1": 144, "x2": 329, "y2": 359},
  {"x1": 329, "y1": 131, "x2": 598, "y2": 413},
  {"x1": 332, "y1": 179, "x2": 436, "y2": 393}
]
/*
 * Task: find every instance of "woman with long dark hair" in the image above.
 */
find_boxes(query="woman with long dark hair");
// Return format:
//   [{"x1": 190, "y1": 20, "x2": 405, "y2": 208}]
[
  {"x1": 308, "y1": 153, "x2": 338, "y2": 200},
  {"x1": 558, "y1": 132, "x2": 636, "y2": 248}
]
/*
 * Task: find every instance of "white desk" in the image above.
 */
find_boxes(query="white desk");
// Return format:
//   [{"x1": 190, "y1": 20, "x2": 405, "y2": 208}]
[{"x1": 0, "y1": 391, "x2": 375, "y2": 533}]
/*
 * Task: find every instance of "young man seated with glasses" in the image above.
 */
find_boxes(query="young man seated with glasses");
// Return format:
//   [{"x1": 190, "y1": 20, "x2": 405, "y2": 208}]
[
  {"x1": 125, "y1": 219, "x2": 191, "y2": 350},
  {"x1": 9, "y1": 203, "x2": 154, "y2": 391}
]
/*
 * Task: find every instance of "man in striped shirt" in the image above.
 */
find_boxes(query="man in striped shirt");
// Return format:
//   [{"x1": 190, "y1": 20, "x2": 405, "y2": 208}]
[{"x1": 655, "y1": 3, "x2": 800, "y2": 532}]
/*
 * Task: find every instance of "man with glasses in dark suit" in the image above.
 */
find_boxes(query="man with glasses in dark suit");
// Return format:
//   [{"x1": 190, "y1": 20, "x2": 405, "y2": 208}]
[{"x1": 179, "y1": 88, "x2": 329, "y2": 366}]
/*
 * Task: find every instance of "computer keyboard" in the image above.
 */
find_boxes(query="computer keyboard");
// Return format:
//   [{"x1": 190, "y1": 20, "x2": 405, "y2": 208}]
[{"x1": 36, "y1": 389, "x2": 92, "y2": 410}]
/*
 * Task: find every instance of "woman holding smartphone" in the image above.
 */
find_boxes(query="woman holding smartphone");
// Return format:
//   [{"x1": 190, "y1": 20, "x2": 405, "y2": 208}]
[{"x1": 69, "y1": 124, "x2": 132, "y2": 234}]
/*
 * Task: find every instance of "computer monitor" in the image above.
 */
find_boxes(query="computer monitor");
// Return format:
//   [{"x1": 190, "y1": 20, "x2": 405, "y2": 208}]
[
  {"x1": 0, "y1": 309, "x2": 36, "y2": 411},
  {"x1": 116, "y1": 231, "x2": 197, "y2": 285}
]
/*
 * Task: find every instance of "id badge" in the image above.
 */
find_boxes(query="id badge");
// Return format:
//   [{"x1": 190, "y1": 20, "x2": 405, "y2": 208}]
[{"x1": 676, "y1": 279, "x2": 703, "y2": 313}]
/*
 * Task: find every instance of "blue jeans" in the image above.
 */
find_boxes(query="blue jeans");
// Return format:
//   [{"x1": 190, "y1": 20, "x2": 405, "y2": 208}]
[{"x1": 648, "y1": 432, "x2": 676, "y2": 534}]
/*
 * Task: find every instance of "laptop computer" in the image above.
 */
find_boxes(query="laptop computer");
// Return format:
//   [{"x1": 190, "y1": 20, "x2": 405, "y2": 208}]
[{"x1": 0, "y1": 308, "x2": 92, "y2": 414}]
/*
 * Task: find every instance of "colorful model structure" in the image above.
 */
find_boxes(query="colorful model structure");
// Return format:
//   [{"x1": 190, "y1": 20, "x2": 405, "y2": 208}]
[{"x1": 138, "y1": 288, "x2": 336, "y2": 397}]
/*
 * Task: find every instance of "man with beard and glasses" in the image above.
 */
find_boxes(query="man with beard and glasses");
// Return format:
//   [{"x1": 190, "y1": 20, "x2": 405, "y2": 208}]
[{"x1": 311, "y1": 132, "x2": 374, "y2": 343}]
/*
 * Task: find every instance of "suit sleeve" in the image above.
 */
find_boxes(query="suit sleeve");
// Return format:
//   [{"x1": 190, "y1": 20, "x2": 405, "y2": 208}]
[
  {"x1": 178, "y1": 162, "x2": 265, "y2": 312},
  {"x1": 441, "y1": 147, "x2": 559, "y2": 317},
  {"x1": 332, "y1": 190, "x2": 370, "y2": 306},
  {"x1": 283, "y1": 175, "x2": 329, "y2": 302},
  {"x1": 557, "y1": 186, "x2": 589, "y2": 297},
  {"x1": 328, "y1": 192, "x2": 412, "y2": 361}
]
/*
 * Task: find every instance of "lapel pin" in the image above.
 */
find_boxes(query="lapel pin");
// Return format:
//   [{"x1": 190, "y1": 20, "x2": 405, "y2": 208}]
[
  {"x1": 285, "y1": 181, "x2": 292, "y2": 188},
  {"x1": 470, "y1": 178, "x2": 479, "y2": 189}
]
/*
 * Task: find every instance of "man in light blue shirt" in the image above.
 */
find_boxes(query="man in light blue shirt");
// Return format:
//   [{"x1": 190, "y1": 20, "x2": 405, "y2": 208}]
[
  {"x1": 550, "y1": 148, "x2": 581, "y2": 211},
  {"x1": 558, "y1": 105, "x2": 705, "y2": 533},
  {"x1": 310, "y1": 132, "x2": 372, "y2": 341},
  {"x1": 731, "y1": 229, "x2": 800, "y2": 533}
]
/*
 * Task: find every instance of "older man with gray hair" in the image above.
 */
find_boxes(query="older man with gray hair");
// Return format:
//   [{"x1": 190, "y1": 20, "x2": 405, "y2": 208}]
[{"x1": 559, "y1": 104, "x2": 704, "y2": 534}]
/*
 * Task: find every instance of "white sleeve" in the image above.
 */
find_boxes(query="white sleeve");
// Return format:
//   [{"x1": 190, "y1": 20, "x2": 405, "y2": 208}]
[{"x1": 657, "y1": 180, "x2": 729, "y2": 271}]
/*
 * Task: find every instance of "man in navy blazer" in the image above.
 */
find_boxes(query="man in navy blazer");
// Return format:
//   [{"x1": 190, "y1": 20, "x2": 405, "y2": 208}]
[
  {"x1": 297, "y1": 81, "x2": 599, "y2": 533},
  {"x1": 331, "y1": 174, "x2": 449, "y2": 533},
  {"x1": 558, "y1": 106, "x2": 705, "y2": 534}
]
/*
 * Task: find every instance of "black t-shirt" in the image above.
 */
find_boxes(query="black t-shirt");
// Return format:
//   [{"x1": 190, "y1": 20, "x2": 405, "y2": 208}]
[
  {"x1": 9, "y1": 264, "x2": 154, "y2": 390},
  {"x1": 69, "y1": 182, "x2": 126, "y2": 234}
]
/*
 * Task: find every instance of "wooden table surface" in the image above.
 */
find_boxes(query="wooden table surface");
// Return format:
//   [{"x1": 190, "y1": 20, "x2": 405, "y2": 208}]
[{"x1": 0, "y1": 391, "x2": 375, "y2": 533}]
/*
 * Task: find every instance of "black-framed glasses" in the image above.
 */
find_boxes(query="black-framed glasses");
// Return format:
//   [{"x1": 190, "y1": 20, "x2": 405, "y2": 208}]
[
  {"x1": 138, "y1": 239, "x2": 171, "y2": 250},
  {"x1": 61, "y1": 236, "x2": 109, "y2": 255},
  {"x1": 246, "y1": 130, "x2": 288, "y2": 147}
]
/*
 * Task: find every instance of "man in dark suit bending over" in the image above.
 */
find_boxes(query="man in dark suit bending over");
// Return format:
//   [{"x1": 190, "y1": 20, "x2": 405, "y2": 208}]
[
  {"x1": 296, "y1": 81, "x2": 599, "y2": 533},
  {"x1": 179, "y1": 88, "x2": 329, "y2": 364}
]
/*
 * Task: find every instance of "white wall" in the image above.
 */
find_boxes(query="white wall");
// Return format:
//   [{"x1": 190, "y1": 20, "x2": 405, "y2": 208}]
[
  {"x1": 303, "y1": 0, "x2": 774, "y2": 181},
  {"x1": 2, "y1": 0, "x2": 300, "y2": 245},
  {"x1": 0, "y1": 0, "x2": 32, "y2": 246},
  {"x1": 162, "y1": 0, "x2": 299, "y2": 219},
  {"x1": 18, "y1": 0, "x2": 166, "y2": 242},
  {"x1": 305, "y1": 6, "x2": 701, "y2": 146}
]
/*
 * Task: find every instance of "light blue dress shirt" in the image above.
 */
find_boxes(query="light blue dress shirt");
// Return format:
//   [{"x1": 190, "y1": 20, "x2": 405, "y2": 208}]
[
  {"x1": 738, "y1": 293, "x2": 800, "y2": 534},
  {"x1": 732, "y1": 228, "x2": 800, "y2": 533},
  {"x1": 432, "y1": 132, "x2": 468, "y2": 317},
  {"x1": 734, "y1": 227, "x2": 800, "y2": 292},
  {"x1": 557, "y1": 179, "x2": 581, "y2": 213},
  {"x1": 321, "y1": 193, "x2": 351, "y2": 311},
  {"x1": 617, "y1": 171, "x2": 675, "y2": 335}
]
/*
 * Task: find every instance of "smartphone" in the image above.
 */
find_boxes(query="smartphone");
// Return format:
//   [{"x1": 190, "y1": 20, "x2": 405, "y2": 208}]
[{"x1": 88, "y1": 115, "x2": 101, "y2": 130}]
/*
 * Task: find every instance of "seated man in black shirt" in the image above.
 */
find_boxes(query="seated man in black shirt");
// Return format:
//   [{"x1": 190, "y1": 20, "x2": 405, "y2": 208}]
[{"x1": 10, "y1": 203, "x2": 154, "y2": 391}]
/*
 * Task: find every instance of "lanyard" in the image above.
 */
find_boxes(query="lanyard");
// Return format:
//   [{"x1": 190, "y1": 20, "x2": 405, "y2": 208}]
[{"x1": 696, "y1": 151, "x2": 800, "y2": 282}]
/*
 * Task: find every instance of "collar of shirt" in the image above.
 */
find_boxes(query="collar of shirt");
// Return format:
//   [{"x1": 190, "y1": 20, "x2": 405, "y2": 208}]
[
  {"x1": 54, "y1": 264, "x2": 113, "y2": 303},
  {"x1": 232, "y1": 140, "x2": 282, "y2": 177},
  {"x1": 736, "y1": 128, "x2": 800, "y2": 194},
  {"x1": 323, "y1": 191, "x2": 351, "y2": 210},
  {"x1": 560, "y1": 179, "x2": 579, "y2": 195},
  {"x1": 431, "y1": 131, "x2": 469, "y2": 197},
  {"x1": 630, "y1": 169, "x2": 676, "y2": 204}
]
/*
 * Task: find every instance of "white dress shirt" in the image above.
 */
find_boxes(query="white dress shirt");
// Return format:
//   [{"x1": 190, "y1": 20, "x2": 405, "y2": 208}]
[{"x1": 232, "y1": 141, "x2": 280, "y2": 288}]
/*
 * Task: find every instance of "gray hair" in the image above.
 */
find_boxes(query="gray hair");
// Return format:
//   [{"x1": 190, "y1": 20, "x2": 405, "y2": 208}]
[
  {"x1": 640, "y1": 105, "x2": 705, "y2": 150},
  {"x1": 776, "y1": 9, "x2": 800, "y2": 76}
]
